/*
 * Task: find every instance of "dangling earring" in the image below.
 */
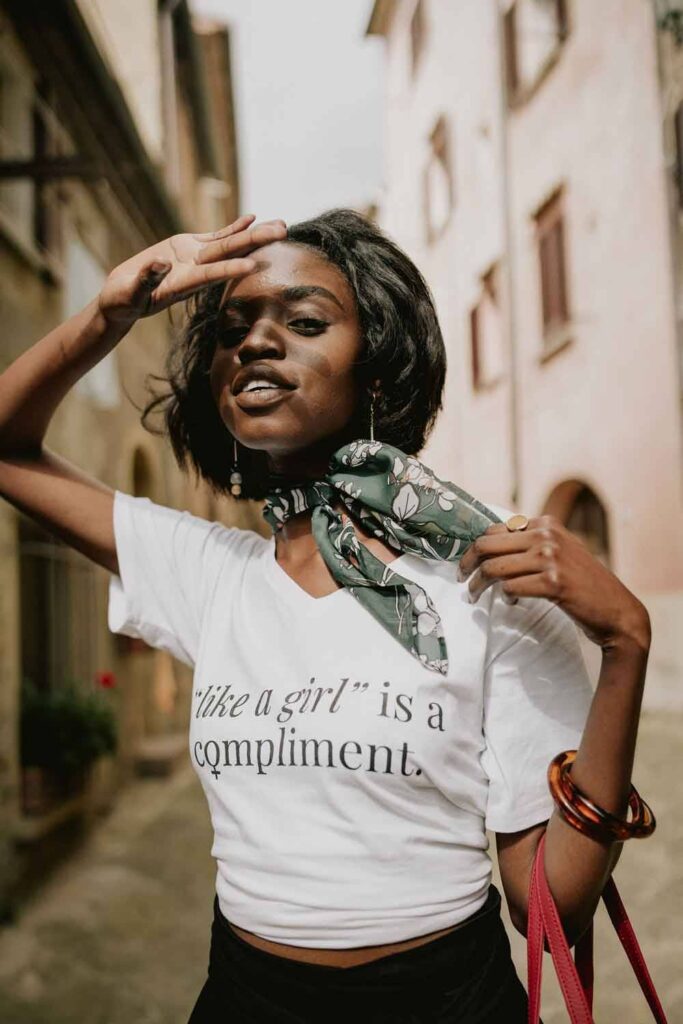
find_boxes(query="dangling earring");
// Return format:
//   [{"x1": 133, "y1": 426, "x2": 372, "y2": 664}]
[
  {"x1": 368, "y1": 385, "x2": 380, "y2": 442},
  {"x1": 230, "y1": 437, "x2": 243, "y2": 496}
]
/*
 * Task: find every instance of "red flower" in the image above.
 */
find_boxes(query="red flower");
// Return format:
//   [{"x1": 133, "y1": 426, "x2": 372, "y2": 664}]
[{"x1": 96, "y1": 671, "x2": 116, "y2": 689}]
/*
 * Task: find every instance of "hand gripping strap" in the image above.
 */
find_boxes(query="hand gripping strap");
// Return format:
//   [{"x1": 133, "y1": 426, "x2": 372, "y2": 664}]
[{"x1": 526, "y1": 832, "x2": 668, "y2": 1023}]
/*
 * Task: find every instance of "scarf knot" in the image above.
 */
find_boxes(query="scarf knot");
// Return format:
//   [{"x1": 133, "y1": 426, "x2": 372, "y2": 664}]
[{"x1": 262, "y1": 440, "x2": 502, "y2": 675}]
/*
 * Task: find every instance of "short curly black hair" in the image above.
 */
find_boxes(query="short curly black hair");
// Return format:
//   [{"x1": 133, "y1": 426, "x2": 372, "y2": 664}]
[{"x1": 140, "y1": 207, "x2": 447, "y2": 500}]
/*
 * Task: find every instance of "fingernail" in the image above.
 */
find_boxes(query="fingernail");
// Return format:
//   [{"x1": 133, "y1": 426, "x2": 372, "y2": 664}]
[{"x1": 150, "y1": 261, "x2": 171, "y2": 274}]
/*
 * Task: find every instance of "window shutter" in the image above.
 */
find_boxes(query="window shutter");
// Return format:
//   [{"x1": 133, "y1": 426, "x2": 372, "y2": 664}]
[
  {"x1": 470, "y1": 306, "x2": 481, "y2": 389},
  {"x1": 536, "y1": 192, "x2": 569, "y2": 334},
  {"x1": 503, "y1": 4, "x2": 519, "y2": 100}
]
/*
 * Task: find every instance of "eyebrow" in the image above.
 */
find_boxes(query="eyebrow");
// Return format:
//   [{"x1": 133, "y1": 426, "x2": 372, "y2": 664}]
[{"x1": 221, "y1": 285, "x2": 345, "y2": 314}]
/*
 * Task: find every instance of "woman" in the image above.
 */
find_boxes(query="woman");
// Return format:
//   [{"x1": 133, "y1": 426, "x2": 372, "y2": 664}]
[{"x1": 0, "y1": 209, "x2": 651, "y2": 1022}]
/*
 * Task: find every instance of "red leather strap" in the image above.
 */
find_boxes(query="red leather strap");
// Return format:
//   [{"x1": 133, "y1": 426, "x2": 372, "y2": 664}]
[
  {"x1": 573, "y1": 915, "x2": 594, "y2": 1011},
  {"x1": 602, "y1": 877, "x2": 668, "y2": 1022},
  {"x1": 527, "y1": 833, "x2": 593, "y2": 1022},
  {"x1": 526, "y1": 832, "x2": 668, "y2": 1023}
]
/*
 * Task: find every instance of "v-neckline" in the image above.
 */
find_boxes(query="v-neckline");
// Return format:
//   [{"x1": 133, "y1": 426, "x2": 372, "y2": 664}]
[{"x1": 263, "y1": 535, "x2": 409, "y2": 609}]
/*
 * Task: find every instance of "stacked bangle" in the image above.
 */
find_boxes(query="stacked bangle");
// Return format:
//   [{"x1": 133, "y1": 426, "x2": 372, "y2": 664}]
[{"x1": 548, "y1": 750, "x2": 656, "y2": 843}]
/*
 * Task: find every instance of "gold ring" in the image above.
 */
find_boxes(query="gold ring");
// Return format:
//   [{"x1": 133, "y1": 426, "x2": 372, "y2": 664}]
[{"x1": 505, "y1": 514, "x2": 529, "y2": 532}]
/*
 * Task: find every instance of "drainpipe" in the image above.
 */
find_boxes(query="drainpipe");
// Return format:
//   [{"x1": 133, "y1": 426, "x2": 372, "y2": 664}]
[
  {"x1": 652, "y1": 0, "x2": 683, "y2": 499},
  {"x1": 495, "y1": 0, "x2": 521, "y2": 508}
]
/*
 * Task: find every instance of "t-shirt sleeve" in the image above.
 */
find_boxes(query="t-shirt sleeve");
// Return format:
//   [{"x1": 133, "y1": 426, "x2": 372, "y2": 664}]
[
  {"x1": 107, "y1": 489, "x2": 242, "y2": 668},
  {"x1": 480, "y1": 592, "x2": 595, "y2": 834}
]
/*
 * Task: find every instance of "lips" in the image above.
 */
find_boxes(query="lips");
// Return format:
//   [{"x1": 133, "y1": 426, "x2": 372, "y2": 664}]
[{"x1": 232, "y1": 364, "x2": 296, "y2": 396}]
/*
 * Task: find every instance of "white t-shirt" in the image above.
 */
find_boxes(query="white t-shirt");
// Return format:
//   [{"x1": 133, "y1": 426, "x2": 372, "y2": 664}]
[{"x1": 108, "y1": 489, "x2": 594, "y2": 948}]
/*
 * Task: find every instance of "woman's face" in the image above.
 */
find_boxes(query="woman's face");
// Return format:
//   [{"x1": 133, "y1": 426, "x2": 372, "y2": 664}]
[{"x1": 209, "y1": 241, "x2": 365, "y2": 474}]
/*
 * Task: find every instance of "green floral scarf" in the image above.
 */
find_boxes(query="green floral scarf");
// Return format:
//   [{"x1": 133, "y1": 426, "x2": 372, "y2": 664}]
[{"x1": 262, "y1": 439, "x2": 503, "y2": 675}]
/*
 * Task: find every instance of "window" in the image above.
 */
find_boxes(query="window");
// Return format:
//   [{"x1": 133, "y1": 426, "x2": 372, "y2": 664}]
[
  {"x1": 534, "y1": 189, "x2": 571, "y2": 349},
  {"x1": 0, "y1": 35, "x2": 35, "y2": 247},
  {"x1": 470, "y1": 265, "x2": 505, "y2": 390},
  {"x1": 0, "y1": 33, "x2": 64, "y2": 263},
  {"x1": 503, "y1": 4, "x2": 520, "y2": 98},
  {"x1": 410, "y1": 0, "x2": 426, "y2": 76},
  {"x1": 19, "y1": 517, "x2": 100, "y2": 693},
  {"x1": 424, "y1": 115, "x2": 452, "y2": 243},
  {"x1": 504, "y1": 0, "x2": 569, "y2": 105}
]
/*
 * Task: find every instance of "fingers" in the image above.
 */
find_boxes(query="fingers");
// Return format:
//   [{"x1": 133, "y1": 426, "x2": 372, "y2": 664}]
[
  {"x1": 195, "y1": 219, "x2": 287, "y2": 265},
  {"x1": 465, "y1": 550, "x2": 546, "y2": 604},
  {"x1": 495, "y1": 573, "x2": 562, "y2": 604},
  {"x1": 457, "y1": 528, "x2": 532, "y2": 582},
  {"x1": 192, "y1": 213, "x2": 256, "y2": 242},
  {"x1": 158, "y1": 257, "x2": 260, "y2": 304},
  {"x1": 126, "y1": 259, "x2": 173, "y2": 310},
  {"x1": 139, "y1": 260, "x2": 172, "y2": 286}
]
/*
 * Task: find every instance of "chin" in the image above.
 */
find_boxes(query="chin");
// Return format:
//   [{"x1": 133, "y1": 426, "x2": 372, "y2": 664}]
[{"x1": 235, "y1": 420, "x2": 355, "y2": 457}]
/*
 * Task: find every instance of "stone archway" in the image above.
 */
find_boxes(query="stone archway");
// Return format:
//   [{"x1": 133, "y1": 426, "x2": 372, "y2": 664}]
[
  {"x1": 110, "y1": 440, "x2": 181, "y2": 774},
  {"x1": 543, "y1": 480, "x2": 611, "y2": 685},
  {"x1": 543, "y1": 479, "x2": 611, "y2": 568}
]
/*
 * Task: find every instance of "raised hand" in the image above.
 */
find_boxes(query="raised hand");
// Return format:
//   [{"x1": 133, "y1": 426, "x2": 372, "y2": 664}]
[
  {"x1": 457, "y1": 515, "x2": 651, "y2": 653},
  {"x1": 97, "y1": 214, "x2": 286, "y2": 326}
]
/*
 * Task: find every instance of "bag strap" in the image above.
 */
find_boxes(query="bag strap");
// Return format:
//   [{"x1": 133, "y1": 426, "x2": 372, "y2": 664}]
[
  {"x1": 527, "y1": 832, "x2": 668, "y2": 1023},
  {"x1": 601, "y1": 876, "x2": 668, "y2": 1021},
  {"x1": 527, "y1": 832, "x2": 593, "y2": 1023}
]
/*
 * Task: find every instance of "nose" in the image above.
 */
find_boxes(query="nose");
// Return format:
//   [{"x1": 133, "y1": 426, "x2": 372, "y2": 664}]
[{"x1": 236, "y1": 318, "x2": 285, "y2": 364}]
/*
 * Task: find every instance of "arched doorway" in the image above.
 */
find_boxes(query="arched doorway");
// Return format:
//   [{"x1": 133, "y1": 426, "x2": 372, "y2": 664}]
[
  {"x1": 543, "y1": 480, "x2": 611, "y2": 684},
  {"x1": 117, "y1": 445, "x2": 180, "y2": 761},
  {"x1": 543, "y1": 480, "x2": 611, "y2": 568},
  {"x1": 132, "y1": 445, "x2": 155, "y2": 499}
]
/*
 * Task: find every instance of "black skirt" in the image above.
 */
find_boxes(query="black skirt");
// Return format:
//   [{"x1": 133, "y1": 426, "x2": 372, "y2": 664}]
[{"x1": 187, "y1": 882, "x2": 539, "y2": 1023}]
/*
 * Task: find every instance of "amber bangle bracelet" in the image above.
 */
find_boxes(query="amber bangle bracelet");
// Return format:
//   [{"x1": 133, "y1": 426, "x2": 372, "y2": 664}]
[
  {"x1": 548, "y1": 750, "x2": 656, "y2": 842},
  {"x1": 550, "y1": 753, "x2": 645, "y2": 843},
  {"x1": 558, "y1": 760, "x2": 648, "y2": 832}
]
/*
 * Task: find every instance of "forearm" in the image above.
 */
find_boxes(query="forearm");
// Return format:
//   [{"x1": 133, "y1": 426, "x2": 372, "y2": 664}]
[
  {"x1": 540, "y1": 624, "x2": 650, "y2": 944},
  {"x1": 0, "y1": 298, "x2": 132, "y2": 453}
]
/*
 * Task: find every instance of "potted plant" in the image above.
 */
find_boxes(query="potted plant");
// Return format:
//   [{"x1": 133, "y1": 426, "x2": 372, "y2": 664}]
[{"x1": 20, "y1": 677, "x2": 118, "y2": 816}]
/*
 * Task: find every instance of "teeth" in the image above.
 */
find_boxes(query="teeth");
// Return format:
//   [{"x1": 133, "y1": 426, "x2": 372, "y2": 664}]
[{"x1": 242, "y1": 380, "x2": 281, "y2": 393}]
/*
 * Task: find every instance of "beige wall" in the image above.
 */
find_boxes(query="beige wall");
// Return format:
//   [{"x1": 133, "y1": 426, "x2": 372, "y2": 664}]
[
  {"x1": 76, "y1": 0, "x2": 164, "y2": 163},
  {"x1": 374, "y1": 0, "x2": 683, "y2": 707},
  {"x1": 0, "y1": 2, "x2": 250, "y2": 911}
]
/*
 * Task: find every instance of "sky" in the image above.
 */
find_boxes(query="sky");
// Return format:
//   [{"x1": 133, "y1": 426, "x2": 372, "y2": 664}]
[{"x1": 192, "y1": 0, "x2": 384, "y2": 225}]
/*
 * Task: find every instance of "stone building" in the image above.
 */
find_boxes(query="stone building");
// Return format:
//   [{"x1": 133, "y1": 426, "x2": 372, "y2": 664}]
[
  {"x1": 0, "y1": 0, "x2": 256, "y2": 915},
  {"x1": 367, "y1": 0, "x2": 683, "y2": 708}
]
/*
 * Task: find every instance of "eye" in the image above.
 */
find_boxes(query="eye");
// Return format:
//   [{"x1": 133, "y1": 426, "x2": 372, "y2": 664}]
[
  {"x1": 218, "y1": 325, "x2": 248, "y2": 346},
  {"x1": 290, "y1": 318, "x2": 328, "y2": 335}
]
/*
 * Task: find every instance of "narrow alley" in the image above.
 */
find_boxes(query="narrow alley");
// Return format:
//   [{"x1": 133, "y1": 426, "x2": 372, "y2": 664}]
[{"x1": 0, "y1": 708, "x2": 680, "y2": 1023}]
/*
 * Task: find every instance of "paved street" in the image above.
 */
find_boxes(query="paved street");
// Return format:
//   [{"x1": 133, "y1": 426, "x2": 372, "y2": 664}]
[
  {"x1": 0, "y1": 765, "x2": 216, "y2": 1024},
  {"x1": 0, "y1": 709, "x2": 680, "y2": 1023}
]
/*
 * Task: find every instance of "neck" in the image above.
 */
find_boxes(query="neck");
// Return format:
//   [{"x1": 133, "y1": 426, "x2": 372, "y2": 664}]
[{"x1": 264, "y1": 426, "x2": 357, "y2": 485}]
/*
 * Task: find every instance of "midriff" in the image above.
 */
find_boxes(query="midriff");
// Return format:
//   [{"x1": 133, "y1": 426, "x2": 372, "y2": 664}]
[{"x1": 225, "y1": 918, "x2": 466, "y2": 968}]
